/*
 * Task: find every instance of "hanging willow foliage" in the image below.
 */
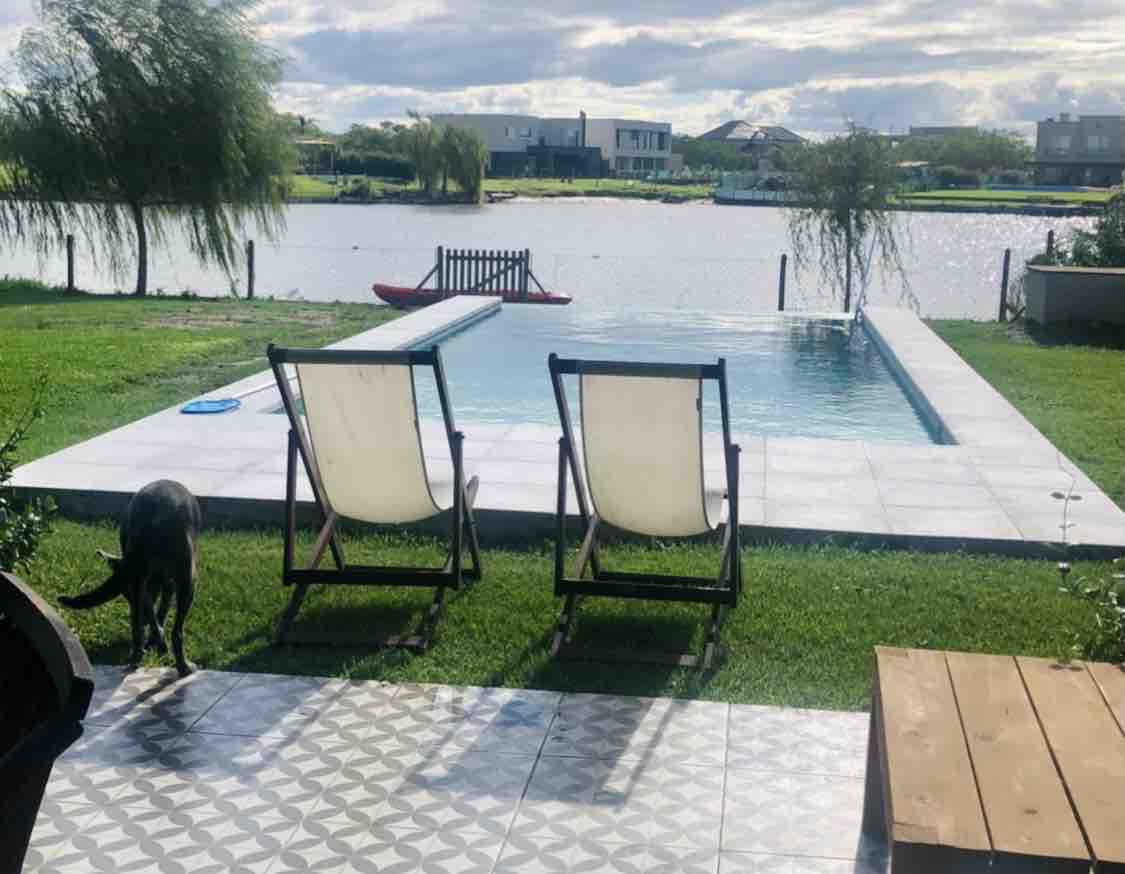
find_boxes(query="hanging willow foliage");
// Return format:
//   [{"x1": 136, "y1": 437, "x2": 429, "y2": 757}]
[
  {"x1": 785, "y1": 124, "x2": 912, "y2": 313},
  {"x1": 0, "y1": 0, "x2": 292, "y2": 294}
]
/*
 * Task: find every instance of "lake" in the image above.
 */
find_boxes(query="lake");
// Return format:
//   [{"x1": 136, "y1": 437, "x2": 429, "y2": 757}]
[{"x1": 1, "y1": 199, "x2": 1087, "y2": 319}]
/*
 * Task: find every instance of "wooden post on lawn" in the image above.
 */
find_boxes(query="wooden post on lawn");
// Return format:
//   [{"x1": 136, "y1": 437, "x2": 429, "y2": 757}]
[
  {"x1": 777, "y1": 253, "x2": 787, "y2": 311},
  {"x1": 998, "y1": 247, "x2": 1011, "y2": 322},
  {"x1": 65, "y1": 234, "x2": 75, "y2": 294},
  {"x1": 246, "y1": 240, "x2": 255, "y2": 299}
]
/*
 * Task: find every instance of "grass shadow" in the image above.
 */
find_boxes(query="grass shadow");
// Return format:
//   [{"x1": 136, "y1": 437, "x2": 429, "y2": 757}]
[{"x1": 1016, "y1": 318, "x2": 1125, "y2": 350}]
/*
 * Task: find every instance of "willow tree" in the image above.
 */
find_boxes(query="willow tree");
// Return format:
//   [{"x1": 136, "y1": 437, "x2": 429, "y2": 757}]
[
  {"x1": 785, "y1": 124, "x2": 907, "y2": 312},
  {"x1": 0, "y1": 0, "x2": 291, "y2": 295},
  {"x1": 402, "y1": 114, "x2": 443, "y2": 197},
  {"x1": 440, "y1": 125, "x2": 489, "y2": 203}
]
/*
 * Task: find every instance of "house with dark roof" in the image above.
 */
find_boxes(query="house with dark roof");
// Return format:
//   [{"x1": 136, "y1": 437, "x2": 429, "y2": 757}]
[{"x1": 698, "y1": 121, "x2": 806, "y2": 150}]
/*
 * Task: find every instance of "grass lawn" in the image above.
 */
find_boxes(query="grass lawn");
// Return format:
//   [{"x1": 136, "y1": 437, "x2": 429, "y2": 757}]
[
  {"x1": 4, "y1": 281, "x2": 1121, "y2": 708},
  {"x1": 0, "y1": 279, "x2": 398, "y2": 463},
  {"x1": 899, "y1": 189, "x2": 1112, "y2": 208},
  {"x1": 930, "y1": 320, "x2": 1125, "y2": 507},
  {"x1": 285, "y1": 173, "x2": 713, "y2": 201},
  {"x1": 27, "y1": 521, "x2": 1111, "y2": 709}
]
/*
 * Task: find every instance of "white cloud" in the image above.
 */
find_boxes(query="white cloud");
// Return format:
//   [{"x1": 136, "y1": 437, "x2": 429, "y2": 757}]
[{"x1": 2, "y1": 0, "x2": 1124, "y2": 136}]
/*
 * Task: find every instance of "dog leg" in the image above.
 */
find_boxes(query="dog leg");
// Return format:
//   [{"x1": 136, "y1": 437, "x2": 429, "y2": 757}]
[
  {"x1": 128, "y1": 587, "x2": 146, "y2": 668},
  {"x1": 146, "y1": 581, "x2": 171, "y2": 653},
  {"x1": 171, "y1": 566, "x2": 196, "y2": 677},
  {"x1": 143, "y1": 587, "x2": 169, "y2": 655}
]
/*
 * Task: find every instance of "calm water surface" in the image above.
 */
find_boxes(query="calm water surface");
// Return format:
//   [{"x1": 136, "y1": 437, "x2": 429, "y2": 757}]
[
  {"x1": 411, "y1": 307, "x2": 941, "y2": 443},
  {"x1": 2, "y1": 200, "x2": 1087, "y2": 320}
]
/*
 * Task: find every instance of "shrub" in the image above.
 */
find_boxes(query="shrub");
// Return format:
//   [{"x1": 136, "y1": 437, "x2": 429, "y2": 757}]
[
  {"x1": 0, "y1": 380, "x2": 52, "y2": 572},
  {"x1": 342, "y1": 177, "x2": 374, "y2": 200}
]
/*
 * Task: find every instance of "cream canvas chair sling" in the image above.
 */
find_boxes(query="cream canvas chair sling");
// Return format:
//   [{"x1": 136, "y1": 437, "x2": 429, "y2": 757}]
[
  {"x1": 548, "y1": 354, "x2": 742, "y2": 669},
  {"x1": 267, "y1": 344, "x2": 481, "y2": 651}
]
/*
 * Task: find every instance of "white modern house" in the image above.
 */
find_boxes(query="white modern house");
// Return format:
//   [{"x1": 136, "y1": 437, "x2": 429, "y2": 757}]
[
  {"x1": 584, "y1": 118, "x2": 672, "y2": 173},
  {"x1": 430, "y1": 112, "x2": 672, "y2": 176}
]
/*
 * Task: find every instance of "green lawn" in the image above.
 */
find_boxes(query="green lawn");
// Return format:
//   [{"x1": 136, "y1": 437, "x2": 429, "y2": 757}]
[
  {"x1": 930, "y1": 320, "x2": 1125, "y2": 507},
  {"x1": 285, "y1": 174, "x2": 713, "y2": 201},
  {"x1": 3, "y1": 282, "x2": 1122, "y2": 707},
  {"x1": 900, "y1": 189, "x2": 1112, "y2": 207},
  {"x1": 27, "y1": 520, "x2": 1110, "y2": 709},
  {"x1": 0, "y1": 280, "x2": 397, "y2": 463}
]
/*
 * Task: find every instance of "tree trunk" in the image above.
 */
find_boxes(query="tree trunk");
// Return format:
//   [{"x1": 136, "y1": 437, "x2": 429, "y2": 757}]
[
  {"x1": 131, "y1": 201, "x2": 148, "y2": 296},
  {"x1": 843, "y1": 214, "x2": 853, "y2": 313}
]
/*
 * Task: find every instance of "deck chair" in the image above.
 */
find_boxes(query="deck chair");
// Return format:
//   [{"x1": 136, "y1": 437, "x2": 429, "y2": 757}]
[
  {"x1": 548, "y1": 354, "x2": 742, "y2": 669},
  {"x1": 267, "y1": 344, "x2": 481, "y2": 651}
]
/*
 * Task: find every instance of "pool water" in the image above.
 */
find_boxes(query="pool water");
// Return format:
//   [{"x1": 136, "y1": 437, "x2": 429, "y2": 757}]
[{"x1": 410, "y1": 306, "x2": 940, "y2": 444}]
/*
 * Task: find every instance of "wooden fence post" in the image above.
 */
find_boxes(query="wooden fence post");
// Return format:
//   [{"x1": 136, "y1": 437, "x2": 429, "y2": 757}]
[
  {"x1": 246, "y1": 240, "x2": 255, "y2": 299},
  {"x1": 998, "y1": 247, "x2": 1011, "y2": 322},
  {"x1": 1046, "y1": 229, "x2": 1055, "y2": 258},
  {"x1": 777, "y1": 253, "x2": 787, "y2": 311},
  {"x1": 65, "y1": 234, "x2": 75, "y2": 294}
]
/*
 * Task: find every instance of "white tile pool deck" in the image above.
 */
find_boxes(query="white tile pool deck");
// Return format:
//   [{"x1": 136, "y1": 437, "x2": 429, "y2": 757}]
[
  {"x1": 12, "y1": 299, "x2": 1125, "y2": 556},
  {"x1": 26, "y1": 667, "x2": 886, "y2": 874}
]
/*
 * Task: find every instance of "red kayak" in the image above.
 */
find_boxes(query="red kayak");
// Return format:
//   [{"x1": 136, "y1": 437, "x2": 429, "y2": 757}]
[{"x1": 373, "y1": 283, "x2": 572, "y2": 308}]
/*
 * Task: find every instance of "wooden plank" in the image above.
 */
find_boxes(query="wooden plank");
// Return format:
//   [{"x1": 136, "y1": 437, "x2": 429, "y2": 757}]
[
  {"x1": 1088, "y1": 661, "x2": 1125, "y2": 737},
  {"x1": 1018, "y1": 656, "x2": 1125, "y2": 869},
  {"x1": 875, "y1": 647, "x2": 991, "y2": 854},
  {"x1": 946, "y1": 652, "x2": 1088, "y2": 868}
]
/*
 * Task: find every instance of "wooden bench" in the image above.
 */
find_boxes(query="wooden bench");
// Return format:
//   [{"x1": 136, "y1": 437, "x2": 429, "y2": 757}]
[{"x1": 863, "y1": 646, "x2": 1125, "y2": 873}]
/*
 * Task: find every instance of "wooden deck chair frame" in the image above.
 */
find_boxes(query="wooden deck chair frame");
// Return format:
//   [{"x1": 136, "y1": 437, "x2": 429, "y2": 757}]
[
  {"x1": 548, "y1": 354, "x2": 742, "y2": 669},
  {"x1": 267, "y1": 344, "x2": 481, "y2": 652}
]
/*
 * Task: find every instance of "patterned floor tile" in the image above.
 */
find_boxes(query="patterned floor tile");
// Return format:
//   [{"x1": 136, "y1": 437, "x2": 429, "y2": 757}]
[
  {"x1": 46, "y1": 723, "x2": 186, "y2": 807},
  {"x1": 512, "y1": 754, "x2": 725, "y2": 848},
  {"x1": 117, "y1": 730, "x2": 353, "y2": 821},
  {"x1": 544, "y1": 694, "x2": 729, "y2": 765},
  {"x1": 306, "y1": 679, "x2": 399, "y2": 743},
  {"x1": 726, "y1": 707, "x2": 868, "y2": 777},
  {"x1": 496, "y1": 835, "x2": 719, "y2": 874},
  {"x1": 722, "y1": 771, "x2": 867, "y2": 859},
  {"x1": 271, "y1": 822, "x2": 504, "y2": 874},
  {"x1": 22, "y1": 801, "x2": 103, "y2": 872},
  {"x1": 367, "y1": 684, "x2": 560, "y2": 754},
  {"x1": 309, "y1": 744, "x2": 537, "y2": 834},
  {"x1": 720, "y1": 850, "x2": 889, "y2": 873},
  {"x1": 189, "y1": 674, "x2": 345, "y2": 737},
  {"x1": 40, "y1": 804, "x2": 295, "y2": 873},
  {"x1": 85, "y1": 667, "x2": 241, "y2": 731}
]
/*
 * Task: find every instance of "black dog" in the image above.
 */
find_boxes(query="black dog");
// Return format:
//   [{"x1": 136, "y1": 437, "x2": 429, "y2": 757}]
[{"x1": 60, "y1": 480, "x2": 201, "y2": 676}]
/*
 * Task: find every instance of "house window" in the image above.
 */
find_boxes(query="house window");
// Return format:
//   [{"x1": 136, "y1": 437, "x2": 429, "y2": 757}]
[
  {"x1": 1088, "y1": 134, "x2": 1111, "y2": 153},
  {"x1": 518, "y1": 127, "x2": 532, "y2": 139},
  {"x1": 616, "y1": 130, "x2": 622, "y2": 149},
  {"x1": 657, "y1": 132, "x2": 667, "y2": 151},
  {"x1": 630, "y1": 130, "x2": 640, "y2": 149},
  {"x1": 1049, "y1": 134, "x2": 1072, "y2": 156},
  {"x1": 504, "y1": 127, "x2": 514, "y2": 139}
]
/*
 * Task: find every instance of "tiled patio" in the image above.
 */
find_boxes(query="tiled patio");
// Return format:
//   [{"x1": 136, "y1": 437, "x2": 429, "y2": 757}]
[{"x1": 26, "y1": 667, "x2": 886, "y2": 874}]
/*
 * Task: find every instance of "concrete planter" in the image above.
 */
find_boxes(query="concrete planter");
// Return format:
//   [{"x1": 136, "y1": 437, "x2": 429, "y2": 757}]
[{"x1": 1024, "y1": 264, "x2": 1125, "y2": 325}]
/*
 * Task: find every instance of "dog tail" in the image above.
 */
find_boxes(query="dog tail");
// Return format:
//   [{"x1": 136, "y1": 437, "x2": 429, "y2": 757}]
[{"x1": 59, "y1": 576, "x2": 123, "y2": 610}]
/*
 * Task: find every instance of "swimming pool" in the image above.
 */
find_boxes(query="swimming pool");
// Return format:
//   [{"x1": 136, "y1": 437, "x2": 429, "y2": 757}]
[{"x1": 409, "y1": 306, "x2": 941, "y2": 444}]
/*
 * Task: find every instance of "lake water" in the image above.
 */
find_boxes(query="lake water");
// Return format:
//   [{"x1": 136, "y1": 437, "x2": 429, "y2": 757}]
[{"x1": 1, "y1": 199, "x2": 1086, "y2": 319}]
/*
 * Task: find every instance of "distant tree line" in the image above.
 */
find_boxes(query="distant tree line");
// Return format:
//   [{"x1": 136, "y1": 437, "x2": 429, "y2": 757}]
[
  {"x1": 894, "y1": 129, "x2": 1033, "y2": 185},
  {"x1": 281, "y1": 113, "x2": 489, "y2": 200}
]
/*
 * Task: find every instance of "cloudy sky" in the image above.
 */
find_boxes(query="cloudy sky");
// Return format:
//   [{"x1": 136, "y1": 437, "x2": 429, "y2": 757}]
[{"x1": 3, "y1": 0, "x2": 1125, "y2": 137}]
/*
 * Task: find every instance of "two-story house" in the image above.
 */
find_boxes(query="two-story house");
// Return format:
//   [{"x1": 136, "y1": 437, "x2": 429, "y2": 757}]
[
  {"x1": 431, "y1": 112, "x2": 672, "y2": 177},
  {"x1": 1032, "y1": 113, "x2": 1125, "y2": 186}
]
